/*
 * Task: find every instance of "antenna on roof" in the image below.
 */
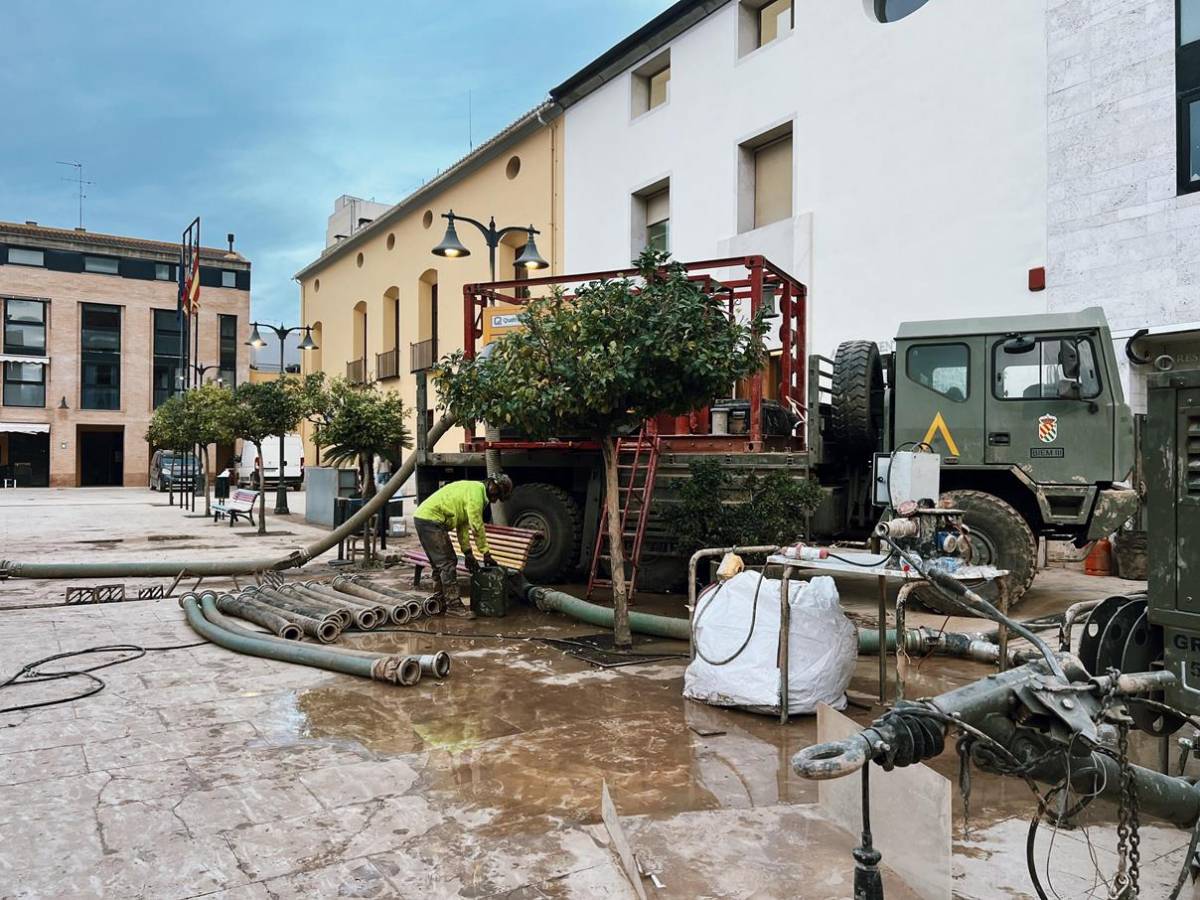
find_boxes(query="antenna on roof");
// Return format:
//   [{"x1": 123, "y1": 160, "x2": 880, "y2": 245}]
[
  {"x1": 56, "y1": 161, "x2": 95, "y2": 229},
  {"x1": 469, "y1": 90, "x2": 473, "y2": 151}
]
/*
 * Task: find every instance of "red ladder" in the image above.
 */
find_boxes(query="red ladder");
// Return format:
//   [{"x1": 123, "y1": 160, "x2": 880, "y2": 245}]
[{"x1": 587, "y1": 432, "x2": 661, "y2": 601}]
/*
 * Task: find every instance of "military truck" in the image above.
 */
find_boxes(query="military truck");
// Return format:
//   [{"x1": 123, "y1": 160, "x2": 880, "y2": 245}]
[{"x1": 413, "y1": 257, "x2": 1137, "y2": 608}]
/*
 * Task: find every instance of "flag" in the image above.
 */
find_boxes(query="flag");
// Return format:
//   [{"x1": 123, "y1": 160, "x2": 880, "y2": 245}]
[{"x1": 186, "y1": 254, "x2": 201, "y2": 315}]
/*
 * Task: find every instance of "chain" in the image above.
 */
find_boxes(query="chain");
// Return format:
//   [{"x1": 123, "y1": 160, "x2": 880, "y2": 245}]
[{"x1": 1110, "y1": 717, "x2": 1140, "y2": 899}]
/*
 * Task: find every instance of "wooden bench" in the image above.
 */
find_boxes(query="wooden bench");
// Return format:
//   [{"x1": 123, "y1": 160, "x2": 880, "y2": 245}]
[
  {"x1": 403, "y1": 524, "x2": 542, "y2": 587},
  {"x1": 213, "y1": 488, "x2": 259, "y2": 527}
]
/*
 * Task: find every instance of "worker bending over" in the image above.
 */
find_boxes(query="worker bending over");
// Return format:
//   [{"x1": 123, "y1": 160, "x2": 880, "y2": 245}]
[{"x1": 412, "y1": 474, "x2": 513, "y2": 617}]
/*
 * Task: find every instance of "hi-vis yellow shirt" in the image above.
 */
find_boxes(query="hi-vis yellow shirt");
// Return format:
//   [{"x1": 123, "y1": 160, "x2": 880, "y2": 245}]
[{"x1": 413, "y1": 481, "x2": 490, "y2": 555}]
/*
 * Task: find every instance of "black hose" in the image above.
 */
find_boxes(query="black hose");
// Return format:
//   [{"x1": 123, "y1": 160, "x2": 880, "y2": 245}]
[{"x1": 692, "y1": 572, "x2": 767, "y2": 666}]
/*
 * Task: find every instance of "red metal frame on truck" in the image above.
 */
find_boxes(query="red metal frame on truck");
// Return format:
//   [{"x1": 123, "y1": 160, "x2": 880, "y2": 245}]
[{"x1": 460, "y1": 255, "x2": 808, "y2": 453}]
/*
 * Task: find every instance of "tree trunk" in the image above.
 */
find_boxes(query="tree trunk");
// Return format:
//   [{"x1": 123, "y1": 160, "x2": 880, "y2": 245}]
[
  {"x1": 600, "y1": 434, "x2": 632, "y2": 648},
  {"x1": 255, "y1": 441, "x2": 266, "y2": 535},
  {"x1": 203, "y1": 445, "x2": 212, "y2": 517},
  {"x1": 362, "y1": 454, "x2": 376, "y2": 562}
]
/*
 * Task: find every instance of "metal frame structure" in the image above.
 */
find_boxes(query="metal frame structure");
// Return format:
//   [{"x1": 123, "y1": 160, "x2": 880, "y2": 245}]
[{"x1": 460, "y1": 255, "x2": 808, "y2": 454}]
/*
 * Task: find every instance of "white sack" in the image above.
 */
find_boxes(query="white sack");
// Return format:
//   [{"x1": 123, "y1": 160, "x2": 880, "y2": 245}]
[{"x1": 683, "y1": 572, "x2": 857, "y2": 715}]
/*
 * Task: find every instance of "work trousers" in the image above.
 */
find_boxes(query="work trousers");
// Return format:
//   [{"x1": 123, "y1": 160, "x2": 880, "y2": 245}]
[{"x1": 414, "y1": 517, "x2": 461, "y2": 602}]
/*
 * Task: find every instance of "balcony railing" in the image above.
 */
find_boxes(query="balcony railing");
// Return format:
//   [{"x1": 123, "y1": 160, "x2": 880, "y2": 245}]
[
  {"x1": 410, "y1": 338, "x2": 438, "y2": 373},
  {"x1": 346, "y1": 357, "x2": 367, "y2": 384},
  {"x1": 376, "y1": 348, "x2": 399, "y2": 380}
]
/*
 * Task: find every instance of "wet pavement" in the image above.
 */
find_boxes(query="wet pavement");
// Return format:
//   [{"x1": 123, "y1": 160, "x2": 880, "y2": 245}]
[{"x1": 1, "y1": 488, "x2": 1196, "y2": 898}]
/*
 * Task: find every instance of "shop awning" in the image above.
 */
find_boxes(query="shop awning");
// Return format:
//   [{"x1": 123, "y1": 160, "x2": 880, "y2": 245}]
[
  {"x1": 0, "y1": 422, "x2": 49, "y2": 435},
  {"x1": 0, "y1": 354, "x2": 49, "y2": 366}
]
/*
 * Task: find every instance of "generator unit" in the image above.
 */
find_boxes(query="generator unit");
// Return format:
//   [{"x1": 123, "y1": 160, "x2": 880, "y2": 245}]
[{"x1": 1147, "y1": 367, "x2": 1200, "y2": 722}]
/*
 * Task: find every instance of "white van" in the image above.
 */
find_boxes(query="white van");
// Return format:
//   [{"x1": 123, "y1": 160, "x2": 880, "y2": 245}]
[{"x1": 236, "y1": 434, "x2": 304, "y2": 490}]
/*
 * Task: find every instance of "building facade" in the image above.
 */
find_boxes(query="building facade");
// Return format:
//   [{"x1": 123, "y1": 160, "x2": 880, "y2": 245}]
[
  {"x1": 296, "y1": 106, "x2": 564, "y2": 463},
  {"x1": 554, "y1": 0, "x2": 1049, "y2": 359},
  {"x1": 550, "y1": 0, "x2": 1200, "y2": 410},
  {"x1": 0, "y1": 221, "x2": 251, "y2": 487}
]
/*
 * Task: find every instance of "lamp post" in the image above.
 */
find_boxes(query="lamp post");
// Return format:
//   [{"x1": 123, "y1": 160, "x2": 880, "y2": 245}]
[
  {"x1": 431, "y1": 211, "x2": 549, "y2": 282},
  {"x1": 246, "y1": 322, "x2": 318, "y2": 515}
]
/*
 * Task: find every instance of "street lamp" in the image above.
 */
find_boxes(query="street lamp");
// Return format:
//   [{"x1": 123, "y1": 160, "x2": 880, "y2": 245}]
[
  {"x1": 246, "y1": 322, "x2": 319, "y2": 515},
  {"x1": 432, "y1": 210, "x2": 549, "y2": 282}
]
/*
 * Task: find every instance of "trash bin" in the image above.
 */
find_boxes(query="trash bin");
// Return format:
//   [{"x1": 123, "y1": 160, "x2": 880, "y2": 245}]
[{"x1": 214, "y1": 469, "x2": 231, "y2": 501}]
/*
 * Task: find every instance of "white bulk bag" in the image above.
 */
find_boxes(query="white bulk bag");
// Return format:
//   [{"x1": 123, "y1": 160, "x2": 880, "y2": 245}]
[{"x1": 683, "y1": 572, "x2": 857, "y2": 715}]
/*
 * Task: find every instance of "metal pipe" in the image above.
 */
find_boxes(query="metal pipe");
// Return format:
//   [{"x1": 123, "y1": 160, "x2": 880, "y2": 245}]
[
  {"x1": 687, "y1": 546, "x2": 780, "y2": 658},
  {"x1": 245, "y1": 588, "x2": 346, "y2": 640},
  {"x1": 423, "y1": 595, "x2": 443, "y2": 617},
  {"x1": 0, "y1": 416, "x2": 455, "y2": 579},
  {"x1": 297, "y1": 583, "x2": 384, "y2": 629},
  {"x1": 345, "y1": 576, "x2": 429, "y2": 606},
  {"x1": 214, "y1": 592, "x2": 302, "y2": 640},
  {"x1": 417, "y1": 652, "x2": 451, "y2": 678},
  {"x1": 317, "y1": 579, "x2": 395, "y2": 624},
  {"x1": 1060, "y1": 597, "x2": 1114, "y2": 651},
  {"x1": 266, "y1": 585, "x2": 360, "y2": 630},
  {"x1": 406, "y1": 600, "x2": 424, "y2": 621},
  {"x1": 220, "y1": 589, "x2": 340, "y2": 643},
  {"x1": 182, "y1": 593, "x2": 421, "y2": 685},
  {"x1": 254, "y1": 587, "x2": 350, "y2": 628}
]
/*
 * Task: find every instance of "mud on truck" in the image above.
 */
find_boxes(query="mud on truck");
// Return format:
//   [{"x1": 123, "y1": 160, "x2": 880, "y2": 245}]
[{"x1": 412, "y1": 257, "x2": 1137, "y2": 609}]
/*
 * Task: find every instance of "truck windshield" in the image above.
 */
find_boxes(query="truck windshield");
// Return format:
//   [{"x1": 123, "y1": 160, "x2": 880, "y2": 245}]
[{"x1": 994, "y1": 337, "x2": 1101, "y2": 400}]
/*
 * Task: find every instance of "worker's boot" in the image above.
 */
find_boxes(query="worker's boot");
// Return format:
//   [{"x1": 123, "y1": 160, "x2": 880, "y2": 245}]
[{"x1": 442, "y1": 582, "x2": 474, "y2": 619}]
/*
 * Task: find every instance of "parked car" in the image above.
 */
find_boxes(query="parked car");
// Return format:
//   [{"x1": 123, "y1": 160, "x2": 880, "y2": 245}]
[
  {"x1": 149, "y1": 450, "x2": 203, "y2": 491},
  {"x1": 235, "y1": 434, "x2": 304, "y2": 490}
]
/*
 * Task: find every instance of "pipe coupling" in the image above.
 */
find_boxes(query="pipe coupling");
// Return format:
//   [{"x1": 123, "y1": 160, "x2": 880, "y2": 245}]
[{"x1": 371, "y1": 655, "x2": 422, "y2": 686}]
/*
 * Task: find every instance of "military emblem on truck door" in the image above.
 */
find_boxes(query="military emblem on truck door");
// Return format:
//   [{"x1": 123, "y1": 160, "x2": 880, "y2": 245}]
[{"x1": 1038, "y1": 414, "x2": 1058, "y2": 443}]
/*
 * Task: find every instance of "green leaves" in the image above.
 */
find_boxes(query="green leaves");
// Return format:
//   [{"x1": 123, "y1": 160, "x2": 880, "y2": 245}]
[
  {"x1": 309, "y1": 377, "x2": 412, "y2": 469},
  {"x1": 226, "y1": 379, "x2": 306, "y2": 447},
  {"x1": 146, "y1": 382, "x2": 237, "y2": 450},
  {"x1": 433, "y1": 249, "x2": 768, "y2": 440}
]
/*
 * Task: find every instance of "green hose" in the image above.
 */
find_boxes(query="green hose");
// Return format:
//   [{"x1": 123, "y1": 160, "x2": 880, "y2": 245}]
[{"x1": 181, "y1": 593, "x2": 420, "y2": 685}]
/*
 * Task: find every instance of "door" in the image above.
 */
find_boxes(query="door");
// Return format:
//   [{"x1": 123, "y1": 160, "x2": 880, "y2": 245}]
[
  {"x1": 79, "y1": 427, "x2": 124, "y2": 486},
  {"x1": 892, "y1": 337, "x2": 986, "y2": 463},
  {"x1": 983, "y1": 333, "x2": 1113, "y2": 483}
]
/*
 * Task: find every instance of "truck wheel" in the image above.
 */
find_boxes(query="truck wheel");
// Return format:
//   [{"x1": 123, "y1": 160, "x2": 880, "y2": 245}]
[
  {"x1": 506, "y1": 483, "x2": 581, "y2": 584},
  {"x1": 912, "y1": 489, "x2": 1037, "y2": 614},
  {"x1": 830, "y1": 340, "x2": 884, "y2": 454}
]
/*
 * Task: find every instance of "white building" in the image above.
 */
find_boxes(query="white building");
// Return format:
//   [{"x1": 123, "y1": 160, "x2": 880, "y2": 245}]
[
  {"x1": 324, "y1": 194, "x2": 393, "y2": 249},
  {"x1": 552, "y1": 0, "x2": 1200, "y2": 410}
]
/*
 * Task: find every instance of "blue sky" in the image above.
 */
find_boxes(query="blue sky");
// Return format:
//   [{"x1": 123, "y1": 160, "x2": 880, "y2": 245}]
[{"x1": 0, "y1": 0, "x2": 673, "y2": 334}]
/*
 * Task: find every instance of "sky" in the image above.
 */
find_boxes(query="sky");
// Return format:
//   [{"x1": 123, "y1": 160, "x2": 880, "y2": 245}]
[{"x1": 0, "y1": 0, "x2": 674, "y2": 331}]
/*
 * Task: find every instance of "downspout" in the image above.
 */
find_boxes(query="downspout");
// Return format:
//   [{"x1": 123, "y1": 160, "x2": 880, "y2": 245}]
[{"x1": 0, "y1": 416, "x2": 455, "y2": 579}]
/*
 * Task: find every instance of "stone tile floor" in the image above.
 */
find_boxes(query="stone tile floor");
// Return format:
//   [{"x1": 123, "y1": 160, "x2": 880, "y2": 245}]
[{"x1": 0, "y1": 488, "x2": 1194, "y2": 898}]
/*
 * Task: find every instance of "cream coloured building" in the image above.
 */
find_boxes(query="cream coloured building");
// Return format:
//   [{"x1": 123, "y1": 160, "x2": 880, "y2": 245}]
[{"x1": 295, "y1": 105, "x2": 563, "y2": 463}]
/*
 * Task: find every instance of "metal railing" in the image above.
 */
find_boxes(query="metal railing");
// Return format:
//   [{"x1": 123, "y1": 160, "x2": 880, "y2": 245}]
[
  {"x1": 410, "y1": 338, "x2": 438, "y2": 373},
  {"x1": 346, "y1": 357, "x2": 367, "y2": 384},
  {"x1": 376, "y1": 348, "x2": 399, "y2": 380}
]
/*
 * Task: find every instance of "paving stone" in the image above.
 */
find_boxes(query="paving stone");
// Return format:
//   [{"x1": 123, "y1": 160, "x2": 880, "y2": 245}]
[
  {"x1": 173, "y1": 775, "x2": 324, "y2": 834},
  {"x1": 0, "y1": 743, "x2": 88, "y2": 786}
]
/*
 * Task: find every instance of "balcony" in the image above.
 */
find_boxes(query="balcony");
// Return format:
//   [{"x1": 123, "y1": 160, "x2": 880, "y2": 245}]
[
  {"x1": 410, "y1": 338, "x2": 438, "y2": 373},
  {"x1": 376, "y1": 348, "x2": 400, "y2": 380},
  {"x1": 346, "y1": 357, "x2": 367, "y2": 385}
]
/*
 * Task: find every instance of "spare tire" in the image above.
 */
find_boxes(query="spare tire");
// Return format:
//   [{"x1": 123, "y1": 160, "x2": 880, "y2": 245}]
[
  {"x1": 505, "y1": 483, "x2": 582, "y2": 583},
  {"x1": 911, "y1": 489, "x2": 1037, "y2": 615},
  {"x1": 830, "y1": 340, "x2": 884, "y2": 454}
]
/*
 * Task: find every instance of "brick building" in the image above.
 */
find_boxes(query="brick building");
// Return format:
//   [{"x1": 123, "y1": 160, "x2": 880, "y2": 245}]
[{"x1": 0, "y1": 221, "x2": 251, "y2": 487}]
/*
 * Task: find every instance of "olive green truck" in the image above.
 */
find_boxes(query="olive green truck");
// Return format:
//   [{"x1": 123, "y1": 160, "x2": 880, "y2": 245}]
[{"x1": 415, "y1": 258, "x2": 1137, "y2": 608}]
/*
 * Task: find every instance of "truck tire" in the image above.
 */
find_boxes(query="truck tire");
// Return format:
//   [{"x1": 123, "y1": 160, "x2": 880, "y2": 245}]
[
  {"x1": 912, "y1": 489, "x2": 1037, "y2": 614},
  {"x1": 506, "y1": 483, "x2": 582, "y2": 584},
  {"x1": 830, "y1": 340, "x2": 884, "y2": 454}
]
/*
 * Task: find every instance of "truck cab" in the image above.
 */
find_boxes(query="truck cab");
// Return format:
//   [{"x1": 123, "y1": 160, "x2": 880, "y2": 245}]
[{"x1": 878, "y1": 307, "x2": 1138, "y2": 606}]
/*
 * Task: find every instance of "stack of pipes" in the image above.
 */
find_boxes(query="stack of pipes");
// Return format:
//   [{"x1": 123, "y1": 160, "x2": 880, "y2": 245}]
[{"x1": 181, "y1": 575, "x2": 452, "y2": 686}]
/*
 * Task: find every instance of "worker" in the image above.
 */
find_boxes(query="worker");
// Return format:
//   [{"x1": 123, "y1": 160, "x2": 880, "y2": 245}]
[{"x1": 412, "y1": 474, "x2": 514, "y2": 617}]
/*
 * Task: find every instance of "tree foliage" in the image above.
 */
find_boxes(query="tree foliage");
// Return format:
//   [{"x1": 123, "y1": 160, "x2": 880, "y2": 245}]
[
  {"x1": 434, "y1": 250, "x2": 767, "y2": 438},
  {"x1": 667, "y1": 459, "x2": 825, "y2": 559},
  {"x1": 309, "y1": 376, "x2": 412, "y2": 495},
  {"x1": 434, "y1": 249, "x2": 769, "y2": 645},
  {"x1": 224, "y1": 379, "x2": 307, "y2": 533}
]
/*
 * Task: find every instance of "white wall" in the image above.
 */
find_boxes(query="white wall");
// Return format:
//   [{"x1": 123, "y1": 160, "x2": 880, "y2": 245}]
[{"x1": 563, "y1": 0, "x2": 1049, "y2": 356}]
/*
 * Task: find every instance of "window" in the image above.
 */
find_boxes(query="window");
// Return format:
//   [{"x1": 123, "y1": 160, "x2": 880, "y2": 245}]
[
  {"x1": 4, "y1": 298, "x2": 46, "y2": 355},
  {"x1": 1180, "y1": 1, "x2": 1200, "y2": 192},
  {"x1": 221, "y1": 270, "x2": 236, "y2": 288},
  {"x1": 155, "y1": 263, "x2": 174, "y2": 281},
  {"x1": 152, "y1": 309, "x2": 181, "y2": 408},
  {"x1": 3, "y1": 362, "x2": 45, "y2": 407},
  {"x1": 84, "y1": 255, "x2": 119, "y2": 275},
  {"x1": 631, "y1": 50, "x2": 671, "y2": 117},
  {"x1": 875, "y1": 0, "x2": 931, "y2": 22},
  {"x1": 8, "y1": 248, "x2": 43, "y2": 267},
  {"x1": 739, "y1": 0, "x2": 792, "y2": 55},
  {"x1": 739, "y1": 124, "x2": 793, "y2": 231},
  {"x1": 632, "y1": 180, "x2": 670, "y2": 257},
  {"x1": 906, "y1": 343, "x2": 968, "y2": 401},
  {"x1": 219, "y1": 314, "x2": 237, "y2": 387},
  {"x1": 81, "y1": 303, "x2": 121, "y2": 410},
  {"x1": 993, "y1": 337, "x2": 1101, "y2": 401}
]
